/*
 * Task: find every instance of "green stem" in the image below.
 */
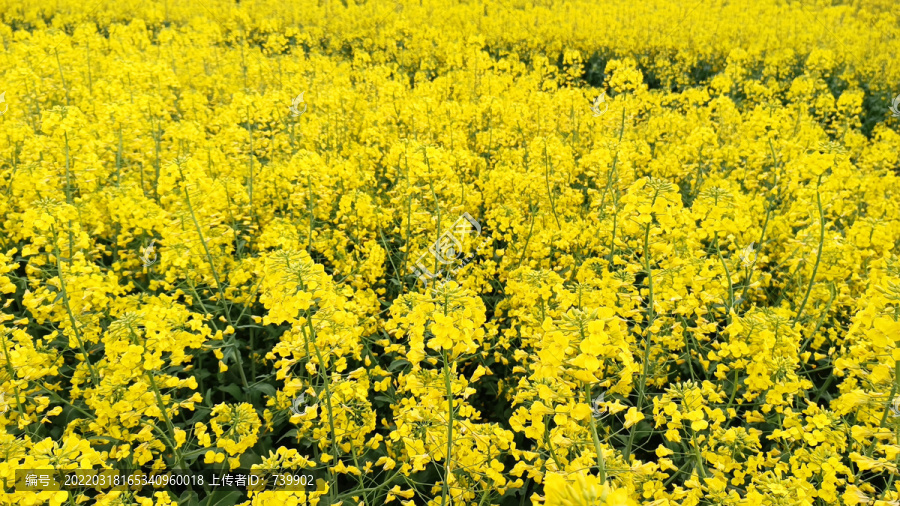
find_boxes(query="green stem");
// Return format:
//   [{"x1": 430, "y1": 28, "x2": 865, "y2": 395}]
[
  {"x1": 799, "y1": 282, "x2": 836, "y2": 355},
  {"x1": 625, "y1": 206, "x2": 657, "y2": 462},
  {"x1": 865, "y1": 360, "x2": 900, "y2": 459},
  {"x1": 176, "y1": 165, "x2": 247, "y2": 390},
  {"x1": 879, "y1": 422, "x2": 900, "y2": 501},
  {"x1": 347, "y1": 438, "x2": 371, "y2": 506},
  {"x1": 724, "y1": 368, "x2": 740, "y2": 414},
  {"x1": 55, "y1": 49, "x2": 70, "y2": 106},
  {"x1": 145, "y1": 364, "x2": 186, "y2": 469},
  {"x1": 738, "y1": 208, "x2": 770, "y2": 310},
  {"x1": 0, "y1": 331, "x2": 29, "y2": 424},
  {"x1": 63, "y1": 133, "x2": 75, "y2": 259},
  {"x1": 441, "y1": 349, "x2": 455, "y2": 506},
  {"x1": 36, "y1": 383, "x2": 96, "y2": 420},
  {"x1": 585, "y1": 385, "x2": 606, "y2": 483},
  {"x1": 153, "y1": 117, "x2": 161, "y2": 202},
  {"x1": 606, "y1": 107, "x2": 627, "y2": 265},
  {"x1": 306, "y1": 316, "x2": 340, "y2": 502},
  {"x1": 307, "y1": 173, "x2": 315, "y2": 253},
  {"x1": 515, "y1": 199, "x2": 536, "y2": 271},
  {"x1": 50, "y1": 226, "x2": 99, "y2": 386},
  {"x1": 543, "y1": 140, "x2": 561, "y2": 229},
  {"x1": 715, "y1": 232, "x2": 735, "y2": 315},
  {"x1": 690, "y1": 431, "x2": 707, "y2": 479},
  {"x1": 247, "y1": 107, "x2": 256, "y2": 234},
  {"x1": 795, "y1": 179, "x2": 825, "y2": 323},
  {"x1": 85, "y1": 42, "x2": 92, "y2": 94},
  {"x1": 543, "y1": 413, "x2": 563, "y2": 472}
]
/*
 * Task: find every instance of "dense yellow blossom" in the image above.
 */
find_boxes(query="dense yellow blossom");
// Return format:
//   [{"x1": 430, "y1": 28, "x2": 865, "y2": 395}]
[{"x1": 1, "y1": 0, "x2": 900, "y2": 504}]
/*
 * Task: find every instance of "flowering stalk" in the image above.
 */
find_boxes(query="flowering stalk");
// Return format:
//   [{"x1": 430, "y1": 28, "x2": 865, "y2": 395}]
[
  {"x1": 606, "y1": 106, "x2": 627, "y2": 265},
  {"x1": 50, "y1": 225, "x2": 99, "y2": 386},
  {"x1": 625, "y1": 189, "x2": 659, "y2": 462},
  {"x1": 177, "y1": 163, "x2": 248, "y2": 390},
  {"x1": 304, "y1": 313, "x2": 340, "y2": 502}
]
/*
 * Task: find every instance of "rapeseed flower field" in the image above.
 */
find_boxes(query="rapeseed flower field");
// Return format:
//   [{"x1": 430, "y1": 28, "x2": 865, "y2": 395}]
[{"x1": 1, "y1": 0, "x2": 900, "y2": 504}]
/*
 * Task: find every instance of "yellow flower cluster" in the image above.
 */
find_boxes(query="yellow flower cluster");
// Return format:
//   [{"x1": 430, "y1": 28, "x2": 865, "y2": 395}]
[{"x1": 1, "y1": 0, "x2": 900, "y2": 504}]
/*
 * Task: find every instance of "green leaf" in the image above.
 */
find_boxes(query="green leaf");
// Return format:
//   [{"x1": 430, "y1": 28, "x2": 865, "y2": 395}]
[
  {"x1": 182, "y1": 447, "x2": 215, "y2": 459},
  {"x1": 249, "y1": 382, "x2": 277, "y2": 397},
  {"x1": 388, "y1": 359, "x2": 409, "y2": 372},
  {"x1": 178, "y1": 491, "x2": 199, "y2": 504},
  {"x1": 276, "y1": 428, "x2": 299, "y2": 444},
  {"x1": 217, "y1": 384, "x2": 245, "y2": 402},
  {"x1": 221, "y1": 344, "x2": 239, "y2": 363},
  {"x1": 185, "y1": 405, "x2": 211, "y2": 425}
]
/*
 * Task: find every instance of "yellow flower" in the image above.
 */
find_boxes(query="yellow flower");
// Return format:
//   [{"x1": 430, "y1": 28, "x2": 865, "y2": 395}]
[
  {"x1": 543, "y1": 471, "x2": 637, "y2": 506},
  {"x1": 624, "y1": 407, "x2": 645, "y2": 429}
]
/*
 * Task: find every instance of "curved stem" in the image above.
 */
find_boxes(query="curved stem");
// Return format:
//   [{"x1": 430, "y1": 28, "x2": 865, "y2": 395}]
[
  {"x1": 543, "y1": 414, "x2": 563, "y2": 472},
  {"x1": 585, "y1": 385, "x2": 606, "y2": 483},
  {"x1": 543, "y1": 140, "x2": 561, "y2": 229},
  {"x1": 795, "y1": 180, "x2": 825, "y2": 323}
]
